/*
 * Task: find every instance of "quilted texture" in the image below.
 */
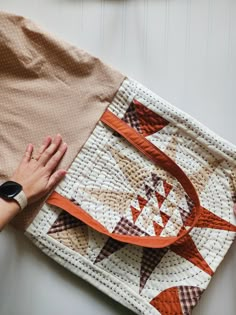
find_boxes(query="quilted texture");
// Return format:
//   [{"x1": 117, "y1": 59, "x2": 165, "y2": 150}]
[{"x1": 26, "y1": 78, "x2": 236, "y2": 315}]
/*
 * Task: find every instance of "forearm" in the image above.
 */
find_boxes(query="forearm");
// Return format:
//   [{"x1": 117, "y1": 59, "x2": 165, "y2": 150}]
[{"x1": 0, "y1": 198, "x2": 20, "y2": 231}]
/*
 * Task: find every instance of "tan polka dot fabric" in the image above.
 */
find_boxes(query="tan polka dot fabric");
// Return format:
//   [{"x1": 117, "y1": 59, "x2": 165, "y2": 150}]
[{"x1": 0, "y1": 11, "x2": 125, "y2": 230}]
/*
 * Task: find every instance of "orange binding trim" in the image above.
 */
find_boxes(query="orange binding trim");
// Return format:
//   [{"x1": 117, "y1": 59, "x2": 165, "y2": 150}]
[
  {"x1": 48, "y1": 191, "x2": 181, "y2": 248},
  {"x1": 47, "y1": 109, "x2": 201, "y2": 248}
]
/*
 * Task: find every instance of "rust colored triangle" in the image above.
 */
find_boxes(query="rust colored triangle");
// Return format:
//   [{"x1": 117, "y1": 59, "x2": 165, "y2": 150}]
[
  {"x1": 155, "y1": 191, "x2": 165, "y2": 208},
  {"x1": 185, "y1": 206, "x2": 236, "y2": 232},
  {"x1": 163, "y1": 181, "x2": 172, "y2": 197},
  {"x1": 131, "y1": 206, "x2": 141, "y2": 223},
  {"x1": 153, "y1": 221, "x2": 164, "y2": 235},
  {"x1": 150, "y1": 287, "x2": 183, "y2": 315},
  {"x1": 137, "y1": 195, "x2": 148, "y2": 210},
  {"x1": 160, "y1": 211, "x2": 170, "y2": 226},
  {"x1": 133, "y1": 99, "x2": 169, "y2": 137},
  {"x1": 171, "y1": 233, "x2": 214, "y2": 276}
]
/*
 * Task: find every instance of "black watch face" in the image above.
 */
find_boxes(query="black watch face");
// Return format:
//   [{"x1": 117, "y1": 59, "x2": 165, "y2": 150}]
[{"x1": 0, "y1": 181, "x2": 22, "y2": 199}]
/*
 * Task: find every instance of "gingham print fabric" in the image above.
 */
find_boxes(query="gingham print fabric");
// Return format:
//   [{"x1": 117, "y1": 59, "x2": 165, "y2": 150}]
[
  {"x1": 48, "y1": 211, "x2": 84, "y2": 234},
  {"x1": 178, "y1": 286, "x2": 203, "y2": 315},
  {"x1": 26, "y1": 78, "x2": 236, "y2": 315}
]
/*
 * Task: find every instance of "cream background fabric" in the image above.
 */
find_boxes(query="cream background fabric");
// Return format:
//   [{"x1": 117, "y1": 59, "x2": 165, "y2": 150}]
[
  {"x1": 25, "y1": 78, "x2": 236, "y2": 315},
  {"x1": 0, "y1": 1, "x2": 235, "y2": 315}
]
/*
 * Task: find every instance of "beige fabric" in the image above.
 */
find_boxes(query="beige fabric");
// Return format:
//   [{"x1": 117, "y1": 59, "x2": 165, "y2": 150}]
[{"x1": 0, "y1": 11, "x2": 125, "y2": 230}]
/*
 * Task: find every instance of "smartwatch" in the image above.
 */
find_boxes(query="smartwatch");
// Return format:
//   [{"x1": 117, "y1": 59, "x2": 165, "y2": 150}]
[{"x1": 0, "y1": 181, "x2": 28, "y2": 211}]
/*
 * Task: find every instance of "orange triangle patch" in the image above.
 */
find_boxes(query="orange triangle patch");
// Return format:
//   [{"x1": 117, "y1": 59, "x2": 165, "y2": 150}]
[
  {"x1": 150, "y1": 287, "x2": 183, "y2": 315},
  {"x1": 137, "y1": 195, "x2": 148, "y2": 210},
  {"x1": 160, "y1": 211, "x2": 170, "y2": 226},
  {"x1": 133, "y1": 99, "x2": 169, "y2": 137},
  {"x1": 163, "y1": 181, "x2": 172, "y2": 197},
  {"x1": 171, "y1": 233, "x2": 214, "y2": 276},
  {"x1": 131, "y1": 206, "x2": 140, "y2": 223},
  {"x1": 153, "y1": 221, "x2": 163, "y2": 235},
  {"x1": 185, "y1": 206, "x2": 236, "y2": 232},
  {"x1": 155, "y1": 191, "x2": 165, "y2": 208}
]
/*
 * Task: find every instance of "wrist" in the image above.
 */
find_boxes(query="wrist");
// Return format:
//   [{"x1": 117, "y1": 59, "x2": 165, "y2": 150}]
[
  {"x1": 10, "y1": 177, "x2": 33, "y2": 203},
  {"x1": 0, "y1": 180, "x2": 28, "y2": 211},
  {"x1": 0, "y1": 197, "x2": 21, "y2": 211}
]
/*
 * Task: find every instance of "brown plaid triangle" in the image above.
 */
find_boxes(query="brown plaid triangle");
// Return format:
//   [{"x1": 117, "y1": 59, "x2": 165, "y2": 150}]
[
  {"x1": 95, "y1": 217, "x2": 146, "y2": 264},
  {"x1": 140, "y1": 247, "x2": 169, "y2": 293},
  {"x1": 178, "y1": 286, "x2": 204, "y2": 315},
  {"x1": 48, "y1": 211, "x2": 84, "y2": 234},
  {"x1": 122, "y1": 101, "x2": 142, "y2": 133}
]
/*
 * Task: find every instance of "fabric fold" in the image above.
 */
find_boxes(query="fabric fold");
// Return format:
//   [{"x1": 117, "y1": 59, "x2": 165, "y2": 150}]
[{"x1": 0, "y1": 11, "x2": 125, "y2": 229}]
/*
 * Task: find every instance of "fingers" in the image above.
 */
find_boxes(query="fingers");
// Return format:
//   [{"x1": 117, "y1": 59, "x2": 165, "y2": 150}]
[
  {"x1": 22, "y1": 143, "x2": 34, "y2": 163},
  {"x1": 14, "y1": 134, "x2": 68, "y2": 205},
  {"x1": 34, "y1": 136, "x2": 52, "y2": 160},
  {"x1": 45, "y1": 142, "x2": 67, "y2": 172},
  {"x1": 22, "y1": 136, "x2": 51, "y2": 164},
  {"x1": 38, "y1": 134, "x2": 63, "y2": 166},
  {"x1": 47, "y1": 169, "x2": 67, "y2": 190}
]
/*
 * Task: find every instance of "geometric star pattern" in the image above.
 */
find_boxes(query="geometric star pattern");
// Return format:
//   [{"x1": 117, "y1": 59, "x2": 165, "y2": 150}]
[
  {"x1": 129, "y1": 173, "x2": 194, "y2": 238},
  {"x1": 92, "y1": 176, "x2": 236, "y2": 296},
  {"x1": 45, "y1": 97, "x2": 236, "y2": 315},
  {"x1": 94, "y1": 202, "x2": 226, "y2": 293},
  {"x1": 74, "y1": 100, "x2": 236, "y2": 298}
]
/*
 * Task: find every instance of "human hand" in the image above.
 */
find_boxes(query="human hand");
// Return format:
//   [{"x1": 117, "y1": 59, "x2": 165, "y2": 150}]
[{"x1": 10, "y1": 134, "x2": 67, "y2": 205}]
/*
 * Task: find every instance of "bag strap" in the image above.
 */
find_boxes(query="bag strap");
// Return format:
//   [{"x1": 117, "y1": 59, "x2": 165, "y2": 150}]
[{"x1": 47, "y1": 110, "x2": 201, "y2": 248}]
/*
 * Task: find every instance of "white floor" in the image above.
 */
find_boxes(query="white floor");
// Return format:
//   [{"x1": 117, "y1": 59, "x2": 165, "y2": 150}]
[{"x1": 0, "y1": 1, "x2": 235, "y2": 314}]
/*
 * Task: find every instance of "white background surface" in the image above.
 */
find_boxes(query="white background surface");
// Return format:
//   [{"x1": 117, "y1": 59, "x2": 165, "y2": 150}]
[{"x1": 0, "y1": 1, "x2": 235, "y2": 314}]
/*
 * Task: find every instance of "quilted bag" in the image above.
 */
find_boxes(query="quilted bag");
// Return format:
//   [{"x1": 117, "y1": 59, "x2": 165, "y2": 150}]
[
  {"x1": 29, "y1": 79, "x2": 236, "y2": 315},
  {"x1": 1, "y1": 12, "x2": 236, "y2": 315}
]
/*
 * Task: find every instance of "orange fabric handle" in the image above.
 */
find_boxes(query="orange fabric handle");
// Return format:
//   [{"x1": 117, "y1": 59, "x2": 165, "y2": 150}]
[
  {"x1": 101, "y1": 110, "x2": 200, "y2": 207},
  {"x1": 48, "y1": 191, "x2": 181, "y2": 248},
  {"x1": 47, "y1": 109, "x2": 201, "y2": 248}
]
